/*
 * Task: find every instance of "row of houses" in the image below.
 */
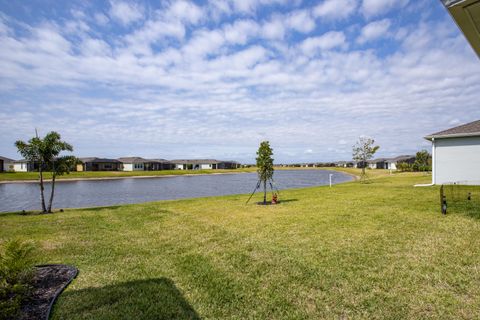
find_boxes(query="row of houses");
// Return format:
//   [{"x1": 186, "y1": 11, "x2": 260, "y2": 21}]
[
  {"x1": 0, "y1": 156, "x2": 241, "y2": 172},
  {"x1": 278, "y1": 155, "x2": 416, "y2": 170}
]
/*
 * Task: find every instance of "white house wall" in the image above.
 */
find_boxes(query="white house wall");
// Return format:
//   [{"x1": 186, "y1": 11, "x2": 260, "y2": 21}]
[
  {"x1": 13, "y1": 163, "x2": 28, "y2": 172},
  {"x1": 3, "y1": 162, "x2": 14, "y2": 172},
  {"x1": 122, "y1": 163, "x2": 133, "y2": 171},
  {"x1": 433, "y1": 136, "x2": 480, "y2": 184},
  {"x1": 200, "y1": 164, "x2": 212, "y2": 169}
]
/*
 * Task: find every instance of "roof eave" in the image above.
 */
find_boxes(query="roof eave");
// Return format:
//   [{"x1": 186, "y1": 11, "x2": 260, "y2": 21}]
[{"x1": 424, "y1": 132, "x2": 480, "y2": 140}]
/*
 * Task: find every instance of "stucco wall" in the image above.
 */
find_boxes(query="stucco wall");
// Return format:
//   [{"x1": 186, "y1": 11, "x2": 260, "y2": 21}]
[
  {"x1": 13, "y1": 163, "x2": 28, "y2": 172},
  {"x1": 123, "y1": 163, "x2": 133, "y2": 171},
  {"x1": 433, "y1": 136, "x2": 480, "y2": 184},
  {"x1": 3, "y1": 162, "x2": 14, "y2": 171}
]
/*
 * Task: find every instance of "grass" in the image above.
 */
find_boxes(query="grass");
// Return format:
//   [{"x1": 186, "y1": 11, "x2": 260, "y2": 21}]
[
  {"x1": 0, "y1": 168, "x2": 256, "y2": 182},
  {"x1": 1, "y1": 170, "x2": 480, "y2": 319}
]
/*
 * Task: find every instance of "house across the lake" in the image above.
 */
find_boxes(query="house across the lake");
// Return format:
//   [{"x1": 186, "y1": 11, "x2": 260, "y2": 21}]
[
  {"x1": 425, "y1": 120, "x2": 480, "y2": 185},
  {"x1": 172, "y1": 159, "x2": 240, "y2": 170},
  {"x1": 13, "y1": 159, "x2": 36, "y2": 172},
  {"x1": 0, "y1": 156, "x2": 15, "y2": 172},
  {"x1": 118, "y1": 157, "x2": 175, "y2": 171},
  {"x1": 372, "y1": 155, "x2": 416, "y2": 170},
  {"x1": 1, "y1": 155, "x2": 240, "y2": 173},
  {"x1": 78, "y1": 158, "x2": 122, "y2": 171}
]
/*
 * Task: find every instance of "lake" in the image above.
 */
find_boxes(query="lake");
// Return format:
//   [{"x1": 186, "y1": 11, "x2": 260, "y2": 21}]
[{"x1": 0, "y1": 170, "x2": 353, "y2": 212}]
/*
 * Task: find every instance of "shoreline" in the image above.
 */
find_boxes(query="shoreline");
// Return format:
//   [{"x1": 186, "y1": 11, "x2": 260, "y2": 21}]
[
  {"x1": 0, "y1": 167, "x2": 361, "y2": 184},
  {"x1": 0, "y1": 171, "x2": 250, "y2": 184}
]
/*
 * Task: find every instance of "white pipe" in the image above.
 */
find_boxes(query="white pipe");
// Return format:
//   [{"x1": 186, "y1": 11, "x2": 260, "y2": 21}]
[{"x1": 329, "y1": 174, "x2": 333, "y2": 187}]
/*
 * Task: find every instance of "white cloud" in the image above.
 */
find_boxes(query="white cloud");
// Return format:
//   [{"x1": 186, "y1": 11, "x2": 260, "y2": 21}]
[
  {"x1": 357, "y1": 19, "x2": 391, "y2": 44},
  {"x1": 182, "y1": 29, "x2": 226, "y2": 60},
  {"x1": 262, "y1": 16, "x2": 286, "y2": 39},
  {"x1": 167, "y1": 1, "x2": 204, "y2": 25},
  {"x1": 94, "y1": 13, "x2": 110, "y2": 25},
  {"x1": 81, "y1": 38, "x2": 112, "y2": 56},
  {"x1": 361, "y1": 0, "x2": 409, "y2": 17},
  {"x1": 1, "y1": 4, "x2": 480, "y2": 162},
  {"x1": 314, "y1": 0, "x2": 357, "y2": 20},
  {"x1": 300, "y1": 31, "x2": 347, "y2": 56},
  {"x1": 287, "y1": 10, "x2": 315, "y2": 33},
  {"x1": 229, "y1": 0, "x2": 288, "y2": 14},
  {"x1": 109, "y1": 0, "x2": 143, "y2": 25},
  {"x1": 224, "y1": 19, "x2": 260, "y2": 44}
]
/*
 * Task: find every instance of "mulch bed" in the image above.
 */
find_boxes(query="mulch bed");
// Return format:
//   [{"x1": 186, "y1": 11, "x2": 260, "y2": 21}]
[{"x1": 19, "y1": 265, "x2": 78, "y2": 320}]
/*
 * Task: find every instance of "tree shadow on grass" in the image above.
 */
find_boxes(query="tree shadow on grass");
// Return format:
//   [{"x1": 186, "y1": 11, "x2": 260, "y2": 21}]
[
  {"x1": 76, "y1": 205, "x2": 123, "y2": 212},
  {"x1": 278, "y1": 198, "x2": 299, "y2": 204},
  {"x1": 57, "y1": 278, "x2": 201, "y2": 320}
]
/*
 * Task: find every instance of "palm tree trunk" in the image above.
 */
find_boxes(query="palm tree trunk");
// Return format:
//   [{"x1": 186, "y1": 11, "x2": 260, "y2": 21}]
[
  {"x1": 39, "y1": 165, "x2": 47, "y2": 213},
  {"x1": 263, "y1": 179, "x2": 267, "y2": 204},
  {"x1": 47, "y1": 173, "x2": 56, "y2": 213}
]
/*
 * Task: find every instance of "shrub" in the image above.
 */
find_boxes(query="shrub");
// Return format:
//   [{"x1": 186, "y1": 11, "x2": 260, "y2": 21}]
[
  {"x1": 0, "y1": 240, "x2": 35, "y2": 320},
  {"x1": 396, "y1": 162, "x2": 413, "y2": 172}
]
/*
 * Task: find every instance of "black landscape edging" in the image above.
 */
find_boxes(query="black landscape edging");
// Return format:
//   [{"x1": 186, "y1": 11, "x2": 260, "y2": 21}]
[{"x1": 34, "y1": 264, "x2": 79, "y2": 320}]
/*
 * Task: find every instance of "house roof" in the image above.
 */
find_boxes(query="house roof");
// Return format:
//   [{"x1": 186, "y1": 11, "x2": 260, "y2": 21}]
[
  {"x1": 171, "y1": 159, "x2": 240, "y2": 165},
  {"x1": 118, "y1": 157, "x2": 172, "y2": 164},
  {"x1": 0, "y1": 156, "x2": 15, "y2": 162},
  {"x1": 14, "y1": 159, "x2": 29, "y2": 163},
  {"x1": 389, "y1": 155, "x2": 415, "y2": 162},
  {"x1": 148, "y1": 159, "x2": 172, "y2": 164},
  {"x1": 118, "y1": 157, "x2": 149, "y2": 164},
  {"x1": 79, "y1": 157, "x2": 121, "y2": 163},
  {"x1": 425, "y1": 120, "x2": 480, "y2": 140},
  {"x1": 441, "y1": 0, "x2": 480, "y2": 58},
  {"x1": 171, "y1": 159, "x2": 221, "y2": 165}
]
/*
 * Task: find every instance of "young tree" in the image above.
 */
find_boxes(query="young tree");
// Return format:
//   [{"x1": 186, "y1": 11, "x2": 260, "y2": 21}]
[
  {"x1": 352, "y1": 137, "x2": 380, "y2": 182},
  {"x1": 256, "y1": 141, "x2": 274, "y2": 205},
  {"x1": 413, "y1": 150, "x2": 431, "y2": 172},
  {"x1": 15, "y1": 131, "x2": 75, "y2": 213}
]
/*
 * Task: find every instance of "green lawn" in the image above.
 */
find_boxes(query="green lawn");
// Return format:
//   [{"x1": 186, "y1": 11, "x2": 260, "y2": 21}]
[
  {"x1": 1, "y1": 171, "x2": 480, "y2": 319},
  {"x1": 0, "y1": 168, "x2": 256, "y2": 181}
]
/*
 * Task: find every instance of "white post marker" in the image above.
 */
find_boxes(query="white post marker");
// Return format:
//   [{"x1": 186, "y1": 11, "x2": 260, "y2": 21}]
[{"x1": 329, "y1": 174, "x2": 333, "y2": 187}]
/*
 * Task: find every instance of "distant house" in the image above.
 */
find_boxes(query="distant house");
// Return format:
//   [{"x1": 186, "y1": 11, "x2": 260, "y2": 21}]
[
  {"x1": 13, "y1": 159, "x2": 36, "y2": 172},
  {"x1": 172, "y1": 159, "x2": 219, "y2": 170},
  {"x1": 172, "y1": 159, "x2": 240, "y2": 170},
  {"x1": 147, "y1": 159, "x2": 175, "y2": 171},
  {"x1": 118, "y1": 157, "x2": 174, "y2": 171},
  {"x1": 386, "y1": 155, "x2": 416, "y2": 170},
  {"x1": 372, "y1": 155, "x2": 415, "y2": 170},
  {"x1": 335, "y1": 161, "x2": 356, "y2": 168},
  {"x1": 217, "y1": 161, "x2": 241, "y2": 169},
  {"x1": 425, "y1": 120, "x2": 480, "y2": 185},
  {"x1": 0, "y1": 156, "x2": 15, "y2": 172},
  {"x1": 78, "y1": 157, "x2": 122, "y2": 171}
]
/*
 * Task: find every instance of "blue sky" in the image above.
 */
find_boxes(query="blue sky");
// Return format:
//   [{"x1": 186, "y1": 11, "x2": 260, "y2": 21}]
[{"x1": 1, "y1": 0, "x2": 479, "y2": 163}]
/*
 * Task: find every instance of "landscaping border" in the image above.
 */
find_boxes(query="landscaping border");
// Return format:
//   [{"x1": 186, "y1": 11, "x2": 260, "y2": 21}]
[{"x1": 34, "y1": 264, "x2": 78, "y2": 320}]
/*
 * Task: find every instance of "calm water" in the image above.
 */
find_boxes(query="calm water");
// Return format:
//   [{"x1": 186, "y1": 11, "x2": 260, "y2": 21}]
[{"x1": 0, "y1": 170, "x2": 352, "y2": 212}]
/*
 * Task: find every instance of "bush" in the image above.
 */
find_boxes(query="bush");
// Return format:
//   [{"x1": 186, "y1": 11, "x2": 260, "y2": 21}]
[
  {"x1": 396, "y1": 162, "x2": 413, "y2": 172},
  {"x1": 0, "y1": 240, "x2": 35, "y2": 320}
]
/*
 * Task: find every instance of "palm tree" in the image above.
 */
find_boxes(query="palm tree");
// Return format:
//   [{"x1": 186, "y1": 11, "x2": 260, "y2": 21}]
[{"x1": 15, "y1": 131, "x2": 75, "y2": 213}]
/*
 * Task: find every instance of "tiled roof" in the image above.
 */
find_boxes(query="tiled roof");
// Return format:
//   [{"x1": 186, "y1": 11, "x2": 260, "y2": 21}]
[
  {"x1": 425, "y1": 120, "x2": 480, "y2": 139},
  {"x1": 0, "y1": 156, "x2": 15, "y2": 162},
  {"x1": 79, "y1": 157, "x2": 121, "y2": 163},
  {"x1": 171, "y1": 159, "x2": 221, "y2": 164}
]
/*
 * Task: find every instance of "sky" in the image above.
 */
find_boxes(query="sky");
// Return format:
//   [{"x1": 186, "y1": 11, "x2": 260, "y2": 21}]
[{"x1": 0, "y1": 0, "x2": 479, "y2": 164}]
